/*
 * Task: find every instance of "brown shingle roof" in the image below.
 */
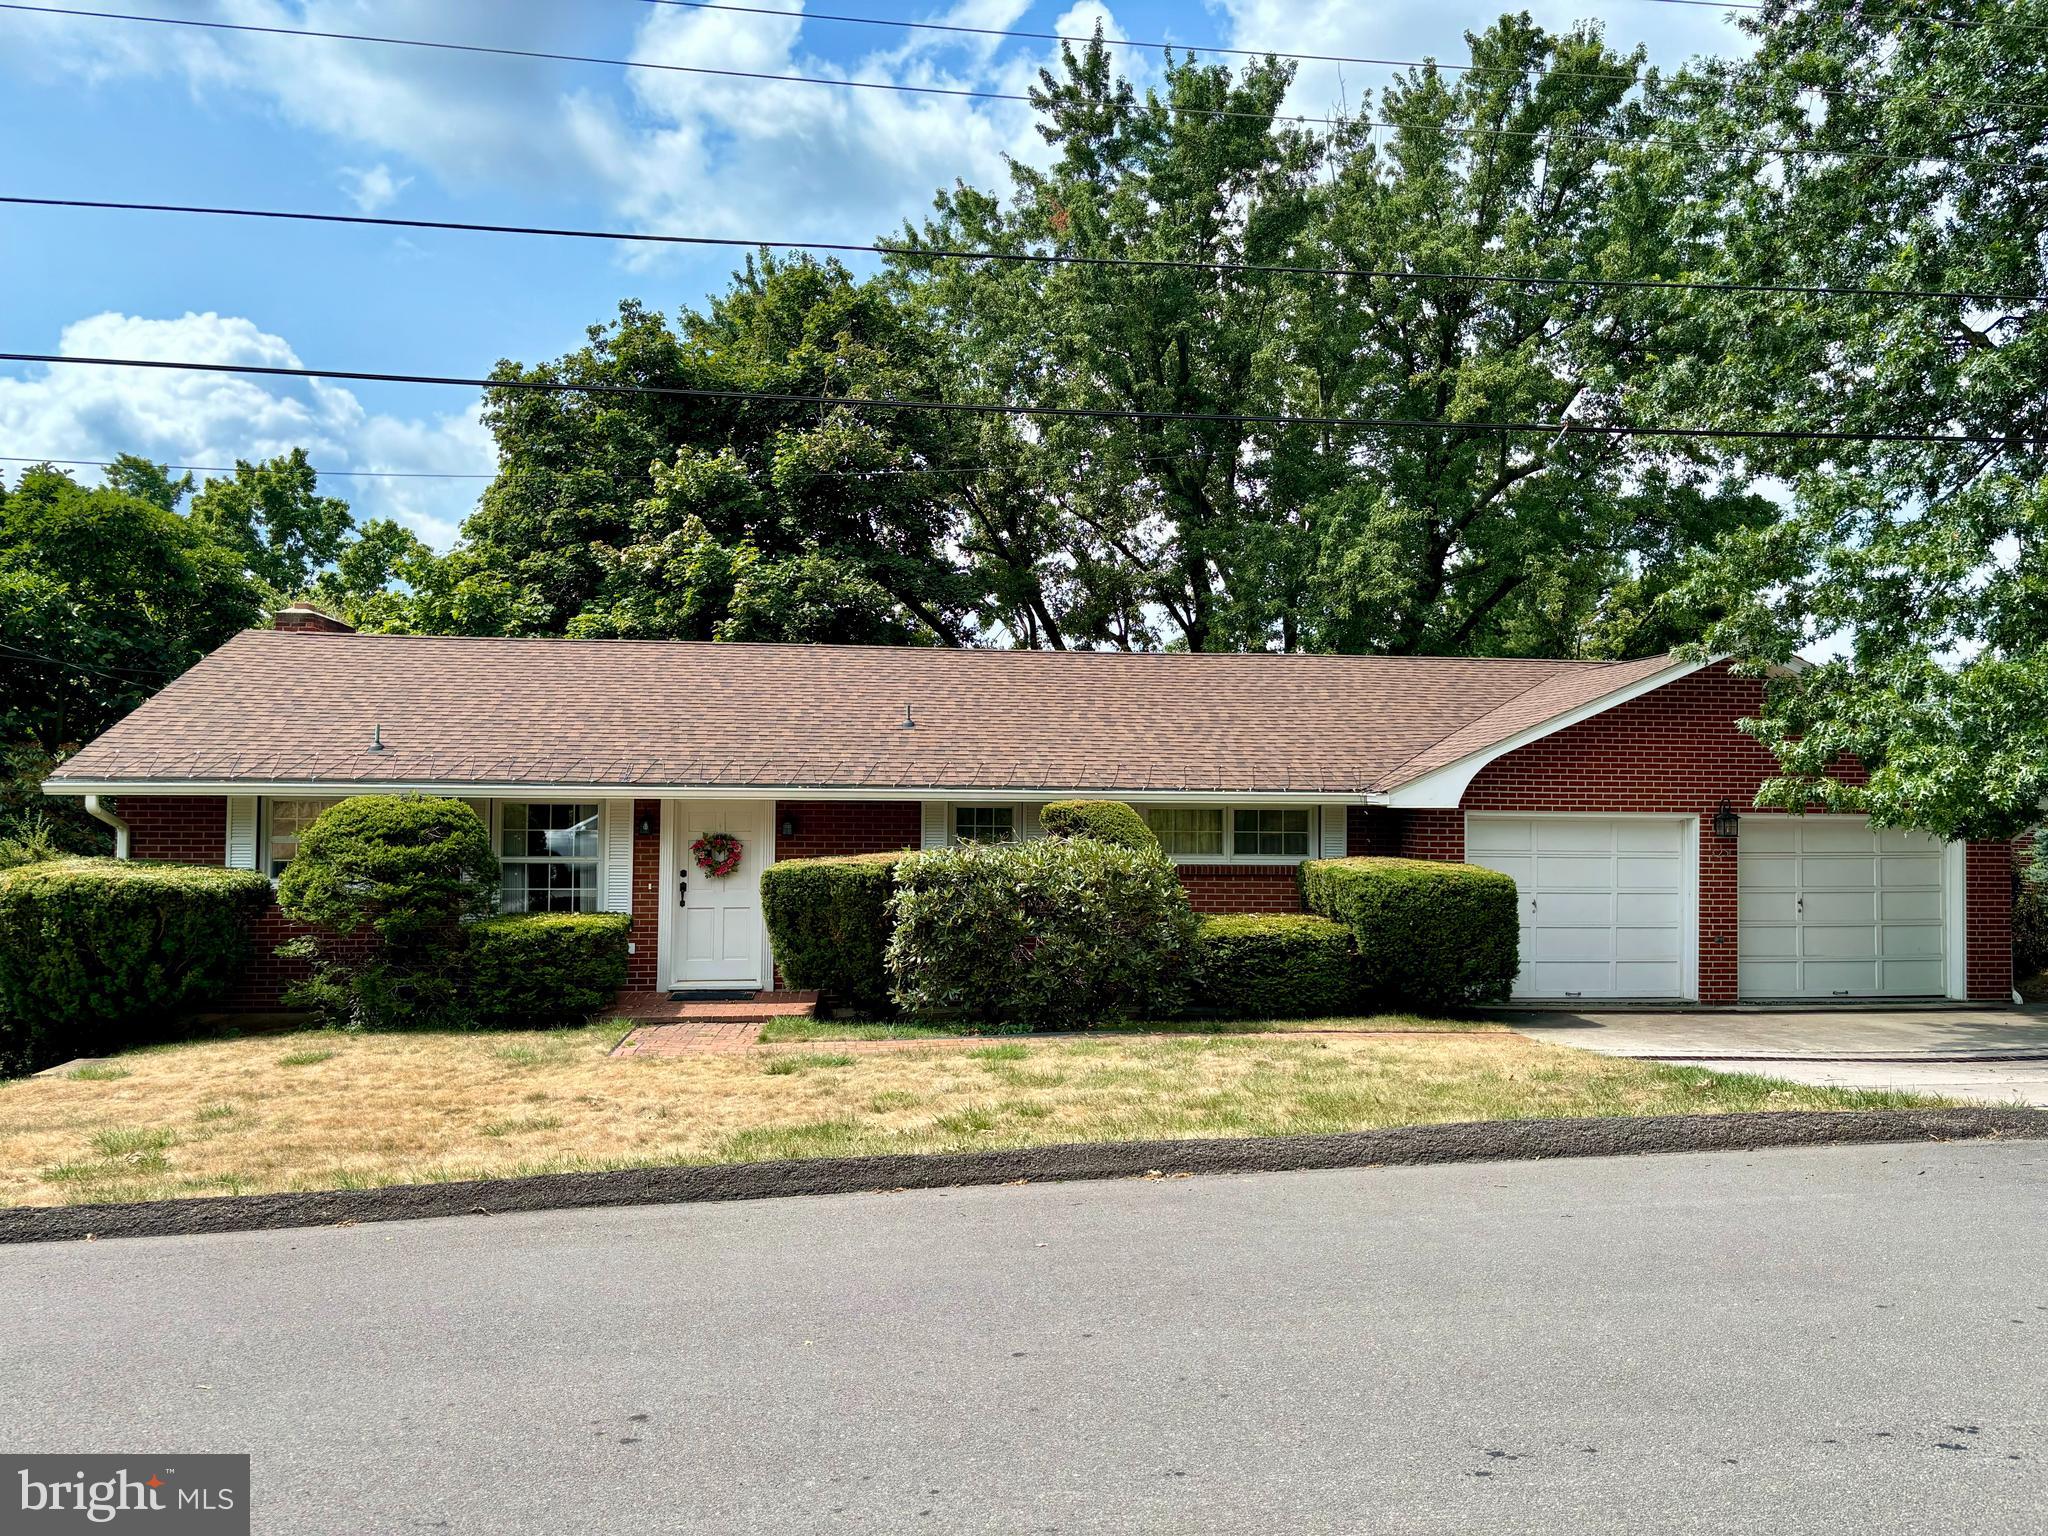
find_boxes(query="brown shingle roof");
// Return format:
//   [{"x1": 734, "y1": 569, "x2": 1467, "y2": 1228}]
[{"x1": 46, "y1": 632, "x2": 1685, "y2": 797}]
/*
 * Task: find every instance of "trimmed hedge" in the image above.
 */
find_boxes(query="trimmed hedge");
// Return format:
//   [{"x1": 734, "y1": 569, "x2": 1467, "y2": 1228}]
[
  {"x1": 761, "y1": 851, "x2": 905, "y2": 1013},
  {"x1": 467, "y1": 912, "x2": 630, "y2": 1030},
  {"x1": 1299, "y1": 856, "x2": 1518, "y2": 1008},
  {"x1": 888, "y1": 837, "x2": 1196, "y2": 1029},
  {"x1": 275, "y1": 795, "x2": 497, "y2": 1030},
  {"x1": 1192, "y1": 913, "x2": 1356, "y2": 1018},
  {"x1": 0, "y1": 857, "x2": 273, "y2": 1074},
  {"x1": 1039, "y1": 800, "x2": 1158, "y2": 851}
]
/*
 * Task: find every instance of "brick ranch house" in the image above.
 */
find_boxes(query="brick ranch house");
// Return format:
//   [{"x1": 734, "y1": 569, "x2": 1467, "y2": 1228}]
[{"x1": 43, "y1": 609, "x2": 2015, "y2": 1009}]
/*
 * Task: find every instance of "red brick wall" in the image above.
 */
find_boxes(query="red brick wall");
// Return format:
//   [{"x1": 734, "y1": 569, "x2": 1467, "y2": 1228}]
[
  {"x1": 772, "y1": 800, "x2": 923, "y2": 860},
  {"x1": 1967, "y1": 842, "x2": 2015, "y2": 1002},
  {"x1": 119, "y1": 796, "x2": 227, "y2": 862},
  {"x1": 627, "y1": 799, "x2": 661, "y2": 990},
  {"x1": 1176, "y1": 864, "x2": 1303, "y2": 914}
]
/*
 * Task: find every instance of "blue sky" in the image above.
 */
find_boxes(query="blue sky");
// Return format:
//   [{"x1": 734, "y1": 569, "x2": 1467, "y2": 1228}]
[{"x1": 0, "y1": 0, "x2": 1750, "y2": 547}]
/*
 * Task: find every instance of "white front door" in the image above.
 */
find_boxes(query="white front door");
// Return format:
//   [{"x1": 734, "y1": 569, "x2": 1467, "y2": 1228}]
[
  {"x1": 672, "y1": 800, "x2": 771, "y2": 989},
  {"x1": 1466, "y1": 815, "x2": 1692, "y2": 1001},
  {"x1": 1737, "y1": 816, "x2": 1946, "y2": 999}
]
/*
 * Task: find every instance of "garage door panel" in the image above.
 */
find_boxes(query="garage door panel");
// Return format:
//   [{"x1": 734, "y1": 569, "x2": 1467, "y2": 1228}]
[
  {"x1": 1467, "y1": 817, "x2": 1689, "y2": 1000},
  {"x1": 1616, "y1": 961, "x2": 1683, "y2": 994},
  {"x1": 1801, "y1": 855, "x2": 1877, "y2": 889},
  {"x1": 1803, "y1": 889, "x2": 1879, "y2": 925},
  {"x1": 1881, "y1": 889, "x2": 1943, "y2": 922},
  {"x1": 1617, "y1": 856, "x2": 1681, "y2": 890},
  {"x1": 1617, "y1": 821, "x2": 1683, "y2": 853},
  {"x1": 1536, "y1": 891, "x2": 1616, "y2": 926},
  {"x1": 1879, "y1": 856, "x2": 1942, "y2": 888},
  {"x1": 1738, "y1": 856, "x2": 1798, "y2": 892},
  {"x1": 1804, "y1": 960, "x2": 1881, "y2": 994},
  {"x1": 1534, "y1": 853, "x2": 1619, "y2": 888},
  {"x1": 1465, "y1": 820, "x2": 1532, "y2": 854},
  {"x1": 1615, "y1": 926, "x2": 1680, "y2": 962},
  {"x1": 1880, "y1": 924, "x2": 1943, "y2": 959},
  {"x1": 1738, "y1": 817, "x2": 1948, "y2": 999},
  {"x1": 1533, "y1": 821, "x2": 1618, "y2": 852},
  {"x1": 1881, "y1": 959, "x2": 1945, "y2": 993}
]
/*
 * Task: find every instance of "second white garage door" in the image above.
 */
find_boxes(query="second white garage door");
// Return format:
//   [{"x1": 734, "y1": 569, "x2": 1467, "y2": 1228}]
[
  {"x1": 1465, "y1": 816, "x2": 1692, "y2": 1001},
  {"x1": 1737, "y1": 817, "x2": 1948, "y2": 999}
]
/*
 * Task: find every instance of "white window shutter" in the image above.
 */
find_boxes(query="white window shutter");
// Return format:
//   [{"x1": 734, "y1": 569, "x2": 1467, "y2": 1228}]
[
  {"x1": 226, "y1": 797, "x2": 259, "y2": 869},
  {"x1": 1320, "y1": 804, "x2": 1349, "y2": 860},
  {"x1": 922, "y1": 802, "x2": 950, "y2": 849},
  {"x1": 1017, "y1": 804, "x2": 1041, "y2": 840},
  {"x1": 601, "y1": 799, "x2": 633, "y2": 913}
]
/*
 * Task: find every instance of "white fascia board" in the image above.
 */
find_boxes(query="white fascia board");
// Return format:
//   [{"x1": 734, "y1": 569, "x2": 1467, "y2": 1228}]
[
  {"x1": 1376, "y1": 655, "x2": 1714, "y2": 809},
  {"x1": 45, "y1": 780, "x2": 1369, "y2": 805}
]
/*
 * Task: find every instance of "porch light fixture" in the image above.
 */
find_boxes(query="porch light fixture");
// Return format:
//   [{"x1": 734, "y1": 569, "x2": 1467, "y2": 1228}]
[
  {"x1": 635, "y1": 808, "x2": 658, "y2": 837},
  {"x1": 1712, "y1": 799, "x2": 1741, "y2": 840},
  {"x1": 779, "y1": 811, "x2": 799, "y2": 838}
]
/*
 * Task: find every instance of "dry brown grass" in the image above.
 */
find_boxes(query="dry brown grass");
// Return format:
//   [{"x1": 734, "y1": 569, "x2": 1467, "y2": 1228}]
[{"x1": 0, "y1": 1025, "x2": 1946, "y2": 1208}]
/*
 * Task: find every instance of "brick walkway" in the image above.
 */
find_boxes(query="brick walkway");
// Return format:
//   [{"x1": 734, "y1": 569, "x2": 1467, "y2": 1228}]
[{"x1": 610, "y1": 1020, "x2": 768, "y2": 1055}]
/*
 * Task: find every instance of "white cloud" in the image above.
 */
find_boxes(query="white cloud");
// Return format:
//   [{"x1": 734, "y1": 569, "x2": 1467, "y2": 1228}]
[
  {"x1": 337, "y1": 163, "x2": 412, "y2": 212},
  {"x1": 0, "y1": 312, "x2": 491, "y2": 548}
]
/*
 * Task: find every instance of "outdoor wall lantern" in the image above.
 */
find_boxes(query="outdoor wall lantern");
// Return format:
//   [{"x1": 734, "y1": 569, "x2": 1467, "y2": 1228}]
[
  {"x1": 1712, "y1": 799, "x2": 1741, "y2": 840},
  {"x1": 635, "y1": 808, "x2": 658, "y2": 837},
  {"x1": 779, "y1": 811, "x2": 800, "y2": 838}
]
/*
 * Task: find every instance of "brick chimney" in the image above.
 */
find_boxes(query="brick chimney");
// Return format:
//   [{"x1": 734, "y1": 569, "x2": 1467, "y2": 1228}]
[{"x1": 272, "y1": 604, "x2": 355, "y2": 634}]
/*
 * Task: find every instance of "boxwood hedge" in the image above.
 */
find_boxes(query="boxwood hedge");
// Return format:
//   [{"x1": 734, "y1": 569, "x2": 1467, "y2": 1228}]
[
  {"x1": 466, "y1": 912, "x2": 630, "y2": 1030},
  {"x1": 1299, "y1": 856, "x2": 1518, "y2": 1008},
  {"x1": 0, "y1": 857, "x2": 273, "y2": 1074},
  {"x1": 760, "y1": 851, "x2": 906, "y2": 1014},
  {"x1": 1038, "y1": 800, "x2": 1159, "y2": 851},
  {"x1": 1191, "y1": 913, "x2": 1356, "y2": 1018}
]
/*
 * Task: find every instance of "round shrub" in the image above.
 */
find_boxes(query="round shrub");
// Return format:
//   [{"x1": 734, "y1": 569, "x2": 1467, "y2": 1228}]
[
  {"x1": 467, "y1": 913, "x2": 629, "y2": 1029},
  {"x1": 887, "y1": 837, "x2": 1197, "y2": 1030},
  {"x1": 1191, "y1": 913, "x2": 1355, "y2": 1018},
  {"x1": 1299, "y1": 856, "x2": 1518, "y2": 1008},
  {"x1": 0, "y1": 857, "x2": 273, "y2": 1073},
  {"x1": 1038, "y1": 799, "x2": 1158, "y2": 851},
  {"x1": 275, "y1": 795, "x2": 497, "y2": 1030},
  {"x1": 761, "y1": 851, "x2": 904, "y2": 1014}
]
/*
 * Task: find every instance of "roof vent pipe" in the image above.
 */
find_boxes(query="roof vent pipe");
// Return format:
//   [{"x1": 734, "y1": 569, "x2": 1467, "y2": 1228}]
[{"x1": 84, "y1": 794, "x2": 129, "y2": 860}]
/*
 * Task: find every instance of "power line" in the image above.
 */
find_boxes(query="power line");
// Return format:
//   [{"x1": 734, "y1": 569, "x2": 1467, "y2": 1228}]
[
  {"x1": 8, "y1": 196, "x2": 2040, "y2": 307},
  {"x1": 0, "y1": 638, "x2": 167, "y2": 686},
  {"x1": 2, "y1": 351, "x2": 2040, "y2": 449},
  {"x1": 0, "y1": 3, "x2": 2006, "y2": 170},
  {"x1": 0, "y1": 453, "x2": 494, "y2": 480}
]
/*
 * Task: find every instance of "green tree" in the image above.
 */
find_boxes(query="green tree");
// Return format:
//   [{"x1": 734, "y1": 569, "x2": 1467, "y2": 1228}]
[
  {"x1": 187, "y1": 447, "x2": 355, "y2": 596},
  {"x1": 1668, "y1": 0, "x2": 2048, "y2": 840},
  {"x1": 897, "y1": 21, "x2": 1769, "y2": 653},
  {"x1": 0, "y1": 466, "x2": 264, "y2": 752}
]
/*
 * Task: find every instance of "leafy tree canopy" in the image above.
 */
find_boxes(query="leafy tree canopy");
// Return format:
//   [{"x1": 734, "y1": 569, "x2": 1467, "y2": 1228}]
[{"x1": 1664, "y1": 0, "x2": 2048, "y2": 840}]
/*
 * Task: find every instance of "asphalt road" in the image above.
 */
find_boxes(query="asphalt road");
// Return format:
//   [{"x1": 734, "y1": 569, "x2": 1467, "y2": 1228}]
[{"x1": 3, "y1": 1142, "x2": 2045, "y2": 1534}]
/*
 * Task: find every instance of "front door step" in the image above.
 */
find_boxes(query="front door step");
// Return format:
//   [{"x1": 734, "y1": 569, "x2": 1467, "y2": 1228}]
[{"x1": 668, "y1": 989, "x2": 756, "y2": 1003}]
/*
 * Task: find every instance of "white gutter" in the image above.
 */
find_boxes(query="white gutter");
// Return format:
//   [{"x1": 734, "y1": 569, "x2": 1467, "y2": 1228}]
[
  {"x1": 45, "y1": 781, "x2": 1367, "y2": 805},
  {"x1": 83, "y1": 794, "x2": 129, "y2": 859}
]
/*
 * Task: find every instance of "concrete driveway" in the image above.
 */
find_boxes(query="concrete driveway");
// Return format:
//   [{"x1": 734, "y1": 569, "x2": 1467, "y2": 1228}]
[{"x1": 1507, "y1": 1007, "x2": 2048, "y2": 1106}]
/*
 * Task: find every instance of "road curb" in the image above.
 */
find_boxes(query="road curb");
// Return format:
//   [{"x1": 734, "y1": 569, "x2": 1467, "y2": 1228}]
[{"x1": 5, "y1": 1106, "x2": 2046, "y2": 1246}]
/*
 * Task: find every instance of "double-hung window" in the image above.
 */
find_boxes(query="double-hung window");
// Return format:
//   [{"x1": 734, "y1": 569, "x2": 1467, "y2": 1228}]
[
  {"x1": 1232, "y1": 808, "x2": 1311, "y2": 858},
  {"x1": 1144, "y1": 807, "x2": 1225, "y2": 858},
  {"x1": 952, "y1": 806, "x2": 1015, "y2": 845},
  {"x1": 1144, "y1": 806, "x2": 1313, "y2": 860},
  {"x1": 265, "y1": 798, "x2": 340, "y2": 877},
  {"x1": 498, "y1": 802, "x2": 601, "y2": 913}
]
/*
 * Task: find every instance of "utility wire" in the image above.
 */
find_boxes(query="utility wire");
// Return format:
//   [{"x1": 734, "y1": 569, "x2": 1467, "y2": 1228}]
[
  {"x1": 0, "y1": 3, "x2": 2013, "y2": 170},
  {"x1": 0, "y1": 453, "x2": 494, "y2": 480},
  {"x1": 0, "y1": 638, "x2": 168, "y2": 686},
  {"x1": 8, "y1": 196, "x2": 2040, "y2": 307},
  {"x1": 2, "y1": 352, "x2": 2040, "y2": 449}
]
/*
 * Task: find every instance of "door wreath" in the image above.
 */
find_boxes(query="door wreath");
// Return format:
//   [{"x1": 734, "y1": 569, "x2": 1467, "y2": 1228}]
[{"x1": 691, "y1": 831, "x2": 743, "y2": 878}]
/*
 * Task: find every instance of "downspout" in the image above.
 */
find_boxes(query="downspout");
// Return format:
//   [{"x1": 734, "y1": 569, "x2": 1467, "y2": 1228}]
[{"x1": 84, "y1": 795, "x2": 129, "y2": 860}]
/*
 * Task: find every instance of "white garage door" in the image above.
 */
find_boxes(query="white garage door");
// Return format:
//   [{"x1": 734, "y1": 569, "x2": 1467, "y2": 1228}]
[
  {"x1": 1465, "y1": 817, "x2": 1690, "y2": 1000},
  {"x1": 1737, "y1": 818, "x2": 1946, "y2": 999}
]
